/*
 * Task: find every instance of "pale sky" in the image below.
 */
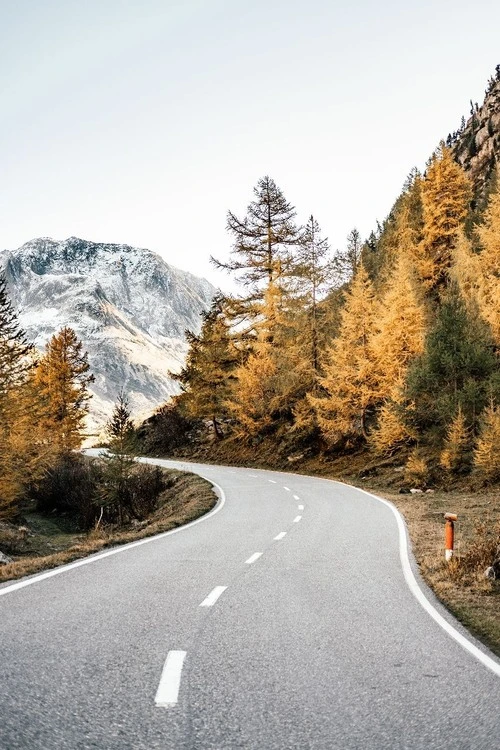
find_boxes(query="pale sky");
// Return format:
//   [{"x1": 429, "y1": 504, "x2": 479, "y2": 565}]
[{"x1": 1, "y1": 0, "x2": 498, "y2": 291}]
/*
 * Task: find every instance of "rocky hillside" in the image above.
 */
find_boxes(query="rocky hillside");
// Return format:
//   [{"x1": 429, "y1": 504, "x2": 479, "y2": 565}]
[
  {"x1": 450, "y1": 66, "x2": 500, "y2": 200},
  {"x1": 1, "y1": 237, "x2": 215, "y2": 434}
]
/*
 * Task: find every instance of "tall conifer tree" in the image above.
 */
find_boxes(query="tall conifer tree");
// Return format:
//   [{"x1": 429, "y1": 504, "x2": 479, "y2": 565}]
[
  {"x1": 309, "y1": 264, "x2": 377, "y2": 445},
  {"x1": 35, "y1": 327, "x2": 94, "y2": 455},
  {"x1": 418, "y1": 145, "x2": 471, "y2": 292}
]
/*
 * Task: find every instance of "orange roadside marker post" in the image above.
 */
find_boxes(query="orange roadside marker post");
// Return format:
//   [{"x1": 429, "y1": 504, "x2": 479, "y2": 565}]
[{"x1": 444, "y1": 513, "x2": 457, "y2": 561}]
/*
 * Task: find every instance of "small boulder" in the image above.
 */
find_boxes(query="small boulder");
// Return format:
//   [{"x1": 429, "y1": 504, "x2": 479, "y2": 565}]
[
  {"x1": 0, "y1": 551, "x2": 13, "y2": 565},
  {"x1": 410, "y1": 488, "x2": 424, "y2": 494}
]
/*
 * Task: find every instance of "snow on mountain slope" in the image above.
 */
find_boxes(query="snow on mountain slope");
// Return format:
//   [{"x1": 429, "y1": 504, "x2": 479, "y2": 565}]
[{"x1": 1, "y1": 237, "x2": 215, "y2": 435}]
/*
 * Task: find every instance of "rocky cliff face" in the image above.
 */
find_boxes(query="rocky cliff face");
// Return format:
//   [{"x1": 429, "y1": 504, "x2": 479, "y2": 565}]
[
  {"x1": 451, "y1": 68, "x2": 500, "y2": 201},
  {"x1": 1, "y1": 237, "x2": 215, "y2": 435}
]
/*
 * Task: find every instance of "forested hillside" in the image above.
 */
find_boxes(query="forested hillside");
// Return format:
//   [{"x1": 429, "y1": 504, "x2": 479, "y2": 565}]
[{"x1": 147, "y1": 68, "x2": 500, "y2": 490}]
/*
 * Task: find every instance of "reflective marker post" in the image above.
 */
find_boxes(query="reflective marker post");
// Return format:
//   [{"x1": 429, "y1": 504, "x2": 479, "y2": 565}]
[{"x1": 444, "y1": 513, "x2": 458, "y2": 561}]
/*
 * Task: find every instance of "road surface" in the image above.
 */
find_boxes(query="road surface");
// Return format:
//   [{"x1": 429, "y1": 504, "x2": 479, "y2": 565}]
[{"x1": 1, "y1": 459, "x2": 499, "y2": 749}]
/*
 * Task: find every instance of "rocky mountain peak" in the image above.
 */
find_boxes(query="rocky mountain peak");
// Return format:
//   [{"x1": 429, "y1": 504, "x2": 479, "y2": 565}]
[
  {"x1": 1, "y1": 237, "x2": 215, "y2": 435},
  {"x1": 450, "y1": 67, "x2": 500, "y2": 200}
]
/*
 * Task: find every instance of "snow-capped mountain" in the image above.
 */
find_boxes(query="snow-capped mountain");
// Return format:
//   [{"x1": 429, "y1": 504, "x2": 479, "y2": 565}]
[{"x1": 1, "y1": 237, "x2": 215, "y2": 434}]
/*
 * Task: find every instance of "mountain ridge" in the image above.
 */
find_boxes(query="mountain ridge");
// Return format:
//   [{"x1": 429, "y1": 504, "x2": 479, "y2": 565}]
[{"x1": 1, "y1": 236, "x2": 215, "y2": 434}]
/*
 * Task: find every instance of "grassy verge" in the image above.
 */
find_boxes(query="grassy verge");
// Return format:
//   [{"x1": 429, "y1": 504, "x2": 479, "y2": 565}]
[
  {"x1": 371, "y1": 486, "x2": 500, "y2": 657},
  {"x1": 0, "y1": 468, "x2": 217, "y2": 584}
]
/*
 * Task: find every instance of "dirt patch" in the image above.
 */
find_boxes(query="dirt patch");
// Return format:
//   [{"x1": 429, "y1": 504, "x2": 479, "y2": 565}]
[{"x1": 0, "y1": 469, "x2": 217, "y2": 584}]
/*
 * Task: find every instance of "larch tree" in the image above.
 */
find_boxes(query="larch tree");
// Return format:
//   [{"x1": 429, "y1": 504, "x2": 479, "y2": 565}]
[
  {"x1": 473, "y1": 401, "x2": 500, "y2": 481},
  {"x1": 418, "y1": 145, "x2": 471, "y2": 293},
  {"x1": 370, "y1": 256, "x2": 427, "y2": 399},
  {"x1": 309, "y1": 264, "x2": 377, "y2": 446},
  {"x1": 292, "y1": 215, "x2": 333, "y2": 375},
  {"x1": 174, "y1": 294, "x2": 239, "y2": 439},
  {"x1": 211, "y1": 175, "x2": 302, "y2": 328},
  {"x1": 369, "y1": 257, "x2": 426, "y2": 454},
  {"x1": 35, "y1": 327, "x2": 94, "y2": 455},
  {"x1": 227, "y1": 280, "x2": 308, "y2": 438},
  {"x1": 0, "y1": 275, "x2": 42, "y2": 518},
  {"x1": 475, "y1": 180, "x2": 500, "y2": 344},
  {"x1": 439, "y1": 405, "x2": 471, "y2": 474}
]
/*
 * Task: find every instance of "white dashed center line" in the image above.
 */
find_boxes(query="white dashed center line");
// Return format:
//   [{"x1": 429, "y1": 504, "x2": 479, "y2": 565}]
[
  {"x1": 245, "y1": 552, "x2": 263, "y2": 565},
  {"x1": 298, "y1": 504, "x2": 304, "y2": 510},
  {"x1": 200, "y1": 586, "x2": 227, "y2": 607},
  {"x1": 293, "y1": 494, "x2": 300, "y2": 500},
  {"x1": 155, "y1": 651, "x2": 186, "y2": 708},
  {"x1": 283, "y1": 486, "x2": 291, "y2": 492},
  {"x1": 293, "y1": 515, "x2": 302, "y2": 523},
  {"x1": 269, "y1": 480, "x2": 277, "y2": 484},
  {"x1": 274, "y1": 532, "x2": 287, "y2": 540}
]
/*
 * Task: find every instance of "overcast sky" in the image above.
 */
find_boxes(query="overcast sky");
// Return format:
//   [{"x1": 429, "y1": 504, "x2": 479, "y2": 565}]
[{"x1": 1, "y1": 0, "x2": 498, "y2": 291}]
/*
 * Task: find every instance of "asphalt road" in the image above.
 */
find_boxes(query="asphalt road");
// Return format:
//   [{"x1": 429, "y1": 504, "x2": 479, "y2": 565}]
[{"x1": 1, "y1": 459, "x2": 499, "y2": 750}]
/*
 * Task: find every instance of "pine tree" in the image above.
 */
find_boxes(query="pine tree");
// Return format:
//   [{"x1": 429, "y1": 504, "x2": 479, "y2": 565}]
[
  {"x1": 0, "y1": 274, "x2": 33, "y2": 395},
  {"x1": 405, "y1": 284, "x2": 499, "y2": 438},
  {"x1": 100, "y1": 392, "x2": 136, "y2": 525},
  {"x1": 34, "y1": 327, "x2": 94, "y2": 455},
  {"x1": 309, "y1": 264, "x2": 377, "y2": 445},
  {"x1": 174, "y1": 295, "x2": 239, "y2": 439},
  {"x1": 439, "y1": 405, "x2": 471, "y2": 473},
  {"x1": 473, "y1": 401, "x2": 500, "y2": 481},
  {"x1": 418, "y1": 145, "x2": 471, "y2": 292},
  {"x1": 331, "y1": 228, "x2": 363, "y2": 285}
]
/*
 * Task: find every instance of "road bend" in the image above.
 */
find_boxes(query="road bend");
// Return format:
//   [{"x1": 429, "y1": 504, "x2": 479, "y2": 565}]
[{"x1": 1, "y1": 459, "x2": 499, "y2": 749}]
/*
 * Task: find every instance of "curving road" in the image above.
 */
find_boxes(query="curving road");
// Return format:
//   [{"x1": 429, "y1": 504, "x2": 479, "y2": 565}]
[{"x1": 1, "y1": 458, "x2": 499, "y2": 750}]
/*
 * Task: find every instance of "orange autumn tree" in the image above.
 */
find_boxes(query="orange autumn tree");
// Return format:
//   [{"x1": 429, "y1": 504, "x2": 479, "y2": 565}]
[
  {"x1": 418, "y1": 145, "x2": 471, "y2": 293},
  {"x1": 369, "y1": 256, "x2": 427, "y2": 453},
  {"x1": 34, "y1": 327, "x2": 94, "y2": 456},
  {"x1": 309, "y1": 264, "x2": 377, "y2": 446}
]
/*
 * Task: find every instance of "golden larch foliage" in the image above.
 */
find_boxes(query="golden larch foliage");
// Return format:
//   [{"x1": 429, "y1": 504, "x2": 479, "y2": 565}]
[
  {"x1": 371, "y1": 256, "x2": 426, "y2": 401},
  {"x1": 370, "y1": 380, "x2": 414, "y2": 455},
  {"x1": 405, "y1": 450, "x2": 428, "y2": 486},
  {"x1": 310, "y1": 264, "x2": 377, "y2": 444},
  {"x1": 452, "y1": 182, "x2": 500, "y2": 345},
  {"x1": 419, "y1": 146, "x2": 472, "y2": 291},
  {"x1": 439, "y1": 405, "x2": 471, "y2": 473},
  {"x1": 473, "y1": 402, "x2": 500, "y2": 481},
  {"x1": 34, "y1": 327, "x2": 93, "y2": 455}
]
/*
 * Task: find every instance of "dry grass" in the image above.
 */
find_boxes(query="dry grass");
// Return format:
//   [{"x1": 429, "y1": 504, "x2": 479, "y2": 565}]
[{"x1": 0, "y1": 469, "x2": 216, "y2": 584}]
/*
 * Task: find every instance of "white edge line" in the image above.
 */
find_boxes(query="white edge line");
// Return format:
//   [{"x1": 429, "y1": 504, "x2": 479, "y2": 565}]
[
  {"x1": 274, "y1": 532, "x2": 287, "y2": 540},
  {"x1": 293, "y1": 515, "x2": 302, "y2": 523},
  {"x1": 352, "y1": 484, "x2": 500, "y2": 678},
  {"x1": 155, "y1": 650, "x2": 186, "y2": 708},
  {"x1": 0, "y1": 459, "x2": 227, "y2": 598},
  {"x1": 200, "y1": 585, "x2": 227, "y2": 607},
  {"x1": 245, "y1": 552, "x2": 263, "y2": 565}
]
